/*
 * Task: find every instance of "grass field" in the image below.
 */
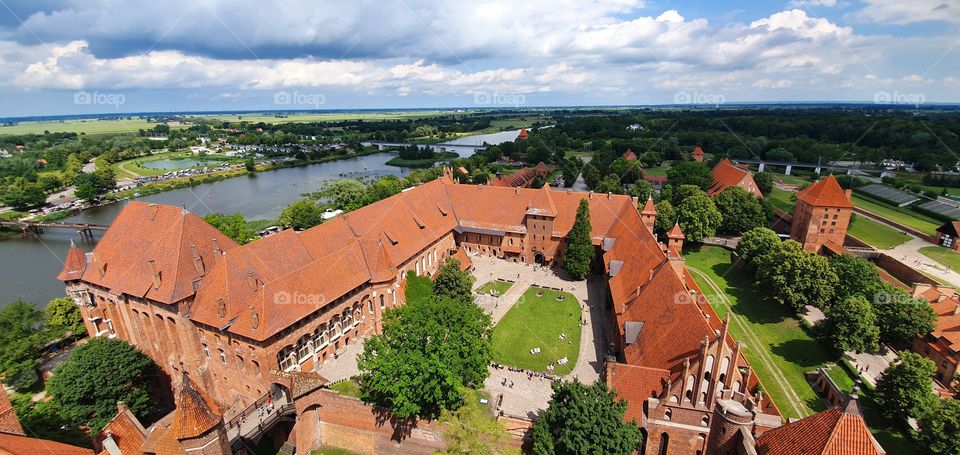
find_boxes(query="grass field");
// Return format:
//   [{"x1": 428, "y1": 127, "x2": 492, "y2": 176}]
[
  {"x1": 328, "y1": 378, "x2": 361, "y2": 398},
  {"x1": 491, "y1": 286, "x2": 581, "y2": 375},
  {"x1": 111, "y1": 150, "x2": 241, "y2": 178},
  {"x1": 847, "y1": 214, "x2": 911, "y2": 249},
  {"x1": 920, "y1": 246, "x2": 960, "y2": 271},
  {"x1": 768, "y1": 188, "x2": 795, "y2": 213},
  {"x1": 683, "y1": 246, "x2": 918, "y2": 453},
  {"x1": 476, "y1": 280, "x2": 513, "y2": 295},
  {"x1": 772, "y1": 174, "x2": 813, "y2": 186},
  {"x1": 852, "y1": 195, "x2": 941, "y2": 236},
  {"x1": 0, "y1": 118, "x2": 180, "y2": 135}
]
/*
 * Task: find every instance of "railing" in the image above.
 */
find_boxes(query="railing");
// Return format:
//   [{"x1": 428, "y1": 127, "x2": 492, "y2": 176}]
[{"x1": 224, "y1": 390, "x2": 294, "y2": 443}]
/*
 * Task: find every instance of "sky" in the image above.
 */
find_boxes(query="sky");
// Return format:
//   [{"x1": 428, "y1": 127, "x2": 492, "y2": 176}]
[{"x1": 0, "y1": 0, "x2": 956, "y2": 117}]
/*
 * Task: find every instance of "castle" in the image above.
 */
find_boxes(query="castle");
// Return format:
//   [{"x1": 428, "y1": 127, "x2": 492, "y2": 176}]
[{"x1": 58, "y1": 173, "x2": 880, "y2": 454}]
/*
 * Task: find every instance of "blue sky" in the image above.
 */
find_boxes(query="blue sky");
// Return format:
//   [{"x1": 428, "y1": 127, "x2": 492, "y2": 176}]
[{"x1": 0, "y1": 0, "x2": 956, "y2": 116}]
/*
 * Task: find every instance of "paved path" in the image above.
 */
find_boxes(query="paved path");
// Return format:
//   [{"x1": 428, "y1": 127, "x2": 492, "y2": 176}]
[
  {"x1": 314, "y1": 339, "x2": 365, "y2": 383},
  {"x1": 887, "y1": 237, "x2": 960, "y2": 287},
  {"x1": 802, "y1": 305, "x2": 895, "y2": 387}
]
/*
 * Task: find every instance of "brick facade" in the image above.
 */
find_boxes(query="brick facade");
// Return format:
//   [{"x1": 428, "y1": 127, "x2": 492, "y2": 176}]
[{"x1": 789, "y1": 176, "x2": 854, "y2": 253}]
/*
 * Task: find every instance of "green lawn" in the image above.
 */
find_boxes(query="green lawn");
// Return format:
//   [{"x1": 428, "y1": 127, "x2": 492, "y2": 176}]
[
  {"x1": 683, "y1": 246, "x2": 918, "y2": 453},
  {"x1": 0, "y1": 117, "x2": 182, "y2": 135},
  {"x1": 111, "y1": 150, "x2": 241, "y2": 178},
  {"x1": 328, "y1": 378, "x2": 361, "y2": 398},
  {"x1": 847, "y1": 214, "x2": 910, "y2": 249},
  {"x1": 476, "y1": 280, "x2": 513, "y2": 295},
  {"x1": 767, "y1": 188, "x2": 795, "y2": 213},
  {"x1": 852, "y1": 195, "x2": 941, "y2": 236},
  {"x1": 491, "y1": 286, "x2": 581, "y2": 375},
  {"x1": 772, "y1": 174, "x2": 813, "y2": 186},
  {"x1": 919, "y1": 246, "x2": 960, "y2": 271}
]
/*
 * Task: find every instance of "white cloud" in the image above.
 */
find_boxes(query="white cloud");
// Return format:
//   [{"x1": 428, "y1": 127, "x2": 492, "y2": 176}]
[{"x1": 849, "y1": 0, "x2": 960, "y2": 24}]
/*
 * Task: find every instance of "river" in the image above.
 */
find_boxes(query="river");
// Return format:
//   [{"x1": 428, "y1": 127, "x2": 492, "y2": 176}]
[{"x1": 0, "y1": 130, "x2": 521, "y2": 306}]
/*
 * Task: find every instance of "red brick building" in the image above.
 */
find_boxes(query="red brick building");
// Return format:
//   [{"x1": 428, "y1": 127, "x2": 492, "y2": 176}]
[
  {"x1": 789, "y1": 175, "x2": 854, "y2": 253},
  {"x1": 706, "y1": 159, "x2": 762, "y2": 198},
  {"x1": 909, "y1": 283, "x2": 960, "y2": 392},
  {"x1": 934, "y1": 221, "x2": 960, "y2": 251},
  {"x1": 691, "y1": 147, "x2": 705, "y2": 163}
]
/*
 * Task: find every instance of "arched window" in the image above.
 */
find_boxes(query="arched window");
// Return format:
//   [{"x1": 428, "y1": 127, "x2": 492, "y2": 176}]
[
  {"x1": 252, "y1": 360, "x2": 261, "y2": 375},
  {"x1": 664, "y1": 409, "x2": 672, "y2": 421},
  {"x1": 278, "y1": 347, "x2": 295, "y2": 371},
  {"x1": 314, "y1": 325, "x2": 328, "y2": 349},
  {"x1": 658, "y1": 433, "x2": 669, "y2": 455},
  {"x1": 701, "y1": 415, "x2": 709, "y2": 427}
]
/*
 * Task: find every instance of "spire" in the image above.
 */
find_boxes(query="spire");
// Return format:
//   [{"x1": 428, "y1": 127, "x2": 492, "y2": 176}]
[{"x1": 170, "y1": 373, "x2": 223, "y2": 440}]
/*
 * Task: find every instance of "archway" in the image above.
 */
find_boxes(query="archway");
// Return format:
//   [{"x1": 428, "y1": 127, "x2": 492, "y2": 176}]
[{"x1": 534, "y1": 251, "x2": 546, "y2": 266}]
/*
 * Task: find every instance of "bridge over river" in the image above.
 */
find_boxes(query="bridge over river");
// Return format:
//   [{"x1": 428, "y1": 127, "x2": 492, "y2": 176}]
[{"x1": 0, "y1": 220, "x2": 108, "y2": 239}]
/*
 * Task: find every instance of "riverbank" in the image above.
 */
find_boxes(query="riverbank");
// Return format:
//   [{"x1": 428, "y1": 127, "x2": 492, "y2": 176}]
[{"x1": 385, "y1": 151, "x2": 459, "y2": 168}]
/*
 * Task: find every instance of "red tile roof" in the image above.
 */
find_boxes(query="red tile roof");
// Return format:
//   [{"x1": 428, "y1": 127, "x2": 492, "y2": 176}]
[
  {"x1": 667, "y1": 223, "x2": 684, "y2": 239},
  {"x1": 605, "y1": 362, "x2": 669, "y2": 423},
  {"x1": 0, "y1": 388, "x2": 23, "y2": 436},
  {"x1": 796, "y1": 176, "x2": 854, "y2": 208},
  {"x1": 94, "y1": 403, "x2": 147, "y2": 455},
  {"x1": 0, "y1": 432, "x2": 94, "y2": 455},
  {"x1": 57, "y1": 243, "x2": 87, "y2": 281},
  {"x1": 622, "y1": 149, "x2": 638, "y2": 161},
  {"x1": 641, "y1": 197, "x2": 656, "y2": 215},
  {"x1": 692, "y1": 146, "x2": 705, "y2": 158},
  {"x1": 490, "y1": 163, "x2": 549, "y2": 188},
  {"x1": 707, "y1": 159, "x2": 761, "y2": 197},
  {"x1": 518, "y1": 128, "x2": 528, "y2": 139},
  {"x1": 170, "y1": 374, "x2": 222, "y2": 440},
  {"x1": 756, "y1": 399, "x2": 884, "y2": 454},
  {"x1": 452, "y1": 247, "x2": 473, "y2": 271}
]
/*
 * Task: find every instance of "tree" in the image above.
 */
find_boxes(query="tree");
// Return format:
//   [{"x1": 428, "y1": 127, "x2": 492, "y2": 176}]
[
  {"x1": 756, "y1": 240, "x2": 837, "y2": 311},
  {"x1": 531, "y1": 380, "x2": 642, "y2": 455},
  {"x1": 869, "y1": 281, "x2": 936, "y2": 344},
  {"x1": 666, "y1": 161, "x2": 712, "y2": 189},
  {"x1": 364, "y1": 175, "x2": 403, "y2": 204},
  {"x1": 326, "y1": 179, "x2": 367, "y2": 211},
  {"x1": 278, "y1": 198, "x2": 323, "y2": 230},
  {"x1": 564, "y1": 199, "x2": 594, "y2": 279},
  {"x1": 653, "y1": 200, "x2": 676, "y2": 236},
  {"x1": 593, "y1": 174, "x2": 624, "y2": 194},
  {"x1": 358, "y1": 294, "x2": 492, "y2": 419},
  {"x1": 671, "y1": 184, "x2": 705, "y2": 206},
  {"x1": 244, "y1": 158, "x2": 256, "y2": 172},
  {"x1": 677, "y1": 192, "x2": 722, "y2": 242},
  {"x1": 817, "y1": 295, "x2": 879, "y2": 353},
  {"x1": 581, "y1": 163, "x2": 601, "y2": 190},
  {"x1": 917, "y1": 398, "x2": 960, "y2": 454},
  {"x1": 629, "y1": 180, "x2": 653, "y2": 201},
  {"x1": 203, "y1": 212, "x2": 256, "y2": 244},
  {"x1": 0, "y1": 300, "x2": 47, "y2": 390},
  {"x1": 44, "y1": 297, "x2": 85, "y2": 338},
  {"x1": 874, "y1": 351, "x2": 937, "y2": 420},
  {"x1": 433, "y1": 258, "x2": 475, "y2": 304},
  {"x1": 736, "y1": 227, "x2": 780, "y2": 265},
  {"x1": 754, "y1": 171, "x2": 774, "y2": 195},
  {"x1": 437, "y1": 394, "x2": 519, "y2": 455},
  {"x1": 1, "y1": 180, "x2": 46, "y2": 209},
  {"x1": 828, "y1": 254, "x2": 881, "y2": 303},
  {"x1": 715, "y1": 187, "x2": 766, "y2": 234},
  {"x1": 48, "y1": 338, "x2": 161, "y2": 431}
]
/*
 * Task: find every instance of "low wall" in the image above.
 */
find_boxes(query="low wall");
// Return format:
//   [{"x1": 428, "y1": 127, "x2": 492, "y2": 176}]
[{"x1": 874, "y1": 254, "x2": 938, "y2": 287}]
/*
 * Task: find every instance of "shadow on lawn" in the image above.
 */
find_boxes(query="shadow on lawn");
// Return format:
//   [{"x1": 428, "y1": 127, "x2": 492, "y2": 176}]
[
  {"x1": 708, "y1": 263, "x2": 789, "y2": 325},
  {"x1": 770, "y1": 338, "x2": 832, "y2": 370}
]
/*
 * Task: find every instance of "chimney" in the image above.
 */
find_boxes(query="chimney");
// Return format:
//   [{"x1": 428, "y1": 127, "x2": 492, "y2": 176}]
[
  {"x1": 147, "y1": 260, "x2": 161, "y2": 290},
  {"x1": 191, "y1": 245, "x2": 205, "y2": 276},
  {"x1": 246, "y1": 271, "x2": 259, "y2": 291},
  {"x1": 212, "y1": 238, "x2": 223, "y2": 256}
]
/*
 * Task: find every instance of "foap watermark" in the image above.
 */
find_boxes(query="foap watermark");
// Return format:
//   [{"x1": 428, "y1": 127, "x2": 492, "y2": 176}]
[
  {"x1": 274, "y1": 291, "x2": 326, "y2": 306},
  {"x1": 872, "y1": 291, "x2": 922, "y2": 306},
  {"x1": 673, "y1": 90, "x2": 726, "y2": 107},
  {"x1": 273, "y1": 90, "x2": 326, "y2": 108},
  {"x1": 473, "y1": 91, "x2": 526, "y2": 107},
  {"x1": 73, "y1": 90, "x2": 125, "y2": 108},
  {"x1": 873, "y1": 91, "x2": 925, "y2": 108},
  {"x1": 673, "y1": 291, "x2": 713, "y2": 305}
]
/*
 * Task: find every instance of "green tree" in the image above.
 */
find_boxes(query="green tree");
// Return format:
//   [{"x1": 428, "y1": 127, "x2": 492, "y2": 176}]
[
  {"x1": 677, "y1": 192, "x2": 722, "y2": 242},
  {"x1": 203, "y1": 212, "x2": 256, "y2": 244},
  {"x1": 754, "y1": 171, "x2": 774, "y2": 195},
  {"x1": 325, "y1": 179, "x2": 367, "y2": 211},
  {"x1": 666, "y1": 161, "x2": 712, "y2": 189},
  {"x1": 917, "y1": 398, "x2": 960, "y2": 454},
  {"x1": 653, "y1": 200, "x2": 676, "y2": 236},
  {"x1": 278, "y1": 198, "x2": 323, "y2": 230},
  {"x1": 48, "y1": 338, "x2": 161, "y2": 431},
  {"x1": 364, "y1": 175, "x2": 403, "y2": 204},
  {"x1": 817, "y1": 295, "x2": 879, "y2": 353},
  {"x1": 868, "y1": 282, "x2": 936, "y2": 344},
  {"x1": 593, "y1": 174, "x2": 624, "y2": 194},
  {"x1": 0, "y1": 300, "x2": 47, "y2": 390},
  {"x1": 564, "y1": 199, "x2": 594, "y2": 279},
  {"x1": 531, "y1": 380, "x2": 642, "y2": 455},
  {"x1": 357, "y1": 294, "x2": 492, "y2": 419},
  {"x1": 629, "y1": 180, "x2": 653, "y2": 201},
  {"x1": 715, "y1": 187, "x2": 767, "y2": 234},
  {"x1": 828, "y1": 254, "x2": 881, "y2": 303},
  {"x1": 433, "y1": 258, "x2": 475, "y2": 304},
  {"x1": 44, "y1": 297, "x2": 85, "y2": 338},
  {"x1": 63, "y1": 153, "x2": 84, "y2": 185},
  {"x1": 671, "y1": 184, "x2": 706, "y2": 206},
  {"x1": 244, "y1": 158, "x2": 256, "y2": 172},
  {"x1": 736, "y1": 227, "x2": 781, "y2": 265},
  {"x1": 874, "y1": 351, "x2": 937, "y2": 420},
  {"x1": 581, "y1": 163, "x2": 601, "y2": 190},
  {"x1": 437, "y1": 393, "x2": 519, "y2": 455},
  {"x1": 1, "y1": 181, "x2": 46, "y2": 209},
  {"x1": 756, "y1": 240, "x2": 837, "y2": 311}
]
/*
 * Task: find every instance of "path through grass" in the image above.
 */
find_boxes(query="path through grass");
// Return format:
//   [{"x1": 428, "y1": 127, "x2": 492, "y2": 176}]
[{"x1": 920, "y1": 246, "x2": 960, "y2": 271}]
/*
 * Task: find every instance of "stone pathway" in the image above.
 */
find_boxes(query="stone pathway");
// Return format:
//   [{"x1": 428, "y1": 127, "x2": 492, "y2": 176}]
[
  {"x1": 484, "y1": 366, "x2": 553, "y2": 419},
  {"x1": 887, "y1": 237, "x2": 960, "y2": 287},
  {"x1": 803, "y1": 305, "x2": 895, "y2": 388},
  {"x1": 314, "y1": 339, "x2": 365, "y2": 383}
]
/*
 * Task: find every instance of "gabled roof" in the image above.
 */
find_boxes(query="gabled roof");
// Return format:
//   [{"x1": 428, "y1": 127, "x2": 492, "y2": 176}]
[
  {"x1": 623, "y1": 149, "x2": 638, "y2": 161},
  {"x1": 170, "y1": 375, "x2": 222, "y2": 440},
  {"x1": 641, "y1": 197, "x2": 656, "y2": 215},
  {"x1": 756, "y1": 399, "x2": 885, "y2": 455},
  {"x1": 606, "y1": 362, "x2": 669, "y2": 424},
  {"x1": 0, "y1": 387, "x2": 23, "y2": 436},
  {"x1": 94, "y1": 403, "x2": 147, "y2": 455},
  {"x1": 936, "y1": 220, "x2": 960, "y2": 237},
  {"x1": 707, "y1": 159, "x2": 761, "y2": 197},
  {"x1": 668, "y1": 223, "x2": 684, "y2": 239},
  {"x1": 796, "y1": 176, "x2": 854, "y2": 208},
  {"x1": 0, "y1": 432, "x2": 94, "y2": 455},
  {"x1": 692, "y1": 146, "x2": 705, "y2": 158},
  {"x1": 57, "y1": 242, "x2": 88, "y2": 281}
]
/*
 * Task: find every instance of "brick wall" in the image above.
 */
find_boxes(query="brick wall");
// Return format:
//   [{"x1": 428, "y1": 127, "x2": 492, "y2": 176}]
[{"x1": 874, "y1": 254, "x2": 938, "y2": 287}]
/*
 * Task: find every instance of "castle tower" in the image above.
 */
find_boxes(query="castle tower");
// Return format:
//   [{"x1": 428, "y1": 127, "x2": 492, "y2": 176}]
[
  {"x1": 640, "y1": 197, "x2": 656, "y2": 234},
  {"x1": 667, "y1": 223, "x2": 685, "y2": 253},
  {"x1": 705, "y1": 398, "x2": 756, "y2": 455},
  {"x1": 790, "y1": 175, "x2": 854, "y2": 253},
  {"x1": 170, "y1": 374, "x2": 231, "y2": 455}
]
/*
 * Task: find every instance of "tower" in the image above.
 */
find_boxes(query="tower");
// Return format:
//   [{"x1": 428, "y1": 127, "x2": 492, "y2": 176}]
[
  {"x1": 790, "y1": 175, "x2": 854, "y2": 253},
  {"x1": 705, "y1": 399, "x2": 756, "y2": 454},
  {"x1": 640, "y1": 197, "x2": 656, "y2": 234},
  {"x1": 667, "y1": 223, "x2": 684, "y2": 252},
  {"x1": 170, "y1": 374, "x2": 231, "y2": 455}
]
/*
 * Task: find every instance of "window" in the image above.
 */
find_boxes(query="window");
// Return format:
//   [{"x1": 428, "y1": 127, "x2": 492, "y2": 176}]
[
  {"x1": 369, "y1": 299, "x2": 374, "y2": 313},
  {"x1": 236, "y1": 355, "x2": 245, "y2": 371},
  {"x1": 278, "y1": 348, "x2": 295, "y2": 371},
  {"x1": 252, "y1": 360, "x2": 261, "y2": 375},
  {"x1": 202, "y1": 344, "x2": 210, "y2": 359},
  {"x1": 380, "y1": 294, "x2": 385, "y2": 309},
  {"x1": 218, "y1": 349, "x2": 226, "y2": 364}
]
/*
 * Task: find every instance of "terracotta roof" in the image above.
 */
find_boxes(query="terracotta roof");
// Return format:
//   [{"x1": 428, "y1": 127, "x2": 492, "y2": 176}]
[
  {"x1": 79, "y1": 201, "x2": 240, "y2": 305},
  {"x1": 452, "y1": 247, "x2": 473, "y2": 271},
  {"x1": 707, "y1": 159, "x2": 761, "y2": 197},
  {"x1": 667, "y1": 223, "x2": 684, "y2": 239},
  {"x1": 692, "y1": 146, "x2": 705, "y2": 158},
  {"x1": 170, "y1": 374, "x2": 222, "y2": 440},
  {"x1": 605, "y1": 362, "x2": 669, "y2": 423},
  {"x1": 0, "y1": 388, "x2": 23, "y2": 436},
  {"x1": 491, "y1": 163, "x2": 550, "y2": 188},
  {"x1": 0, "y1": 432, "x2": 94, "y2": 455},
  {"x1": 518, "y1": 128, "x2": 528, "y2": 139},
  {"x1": 291, "y1": 371, "x2": 328, "y2": 399},
  {"x1": 641, "y1": 197, "x2": 656, "y2": 215},
  {"x1": 57, "y1": 243, "x2": 88, "y2": 281},
  {"x1": 756, "y1": 399, "x2": 885, "y2": 454},
  {"x1": 796, "y1": 176, "x2": 854, "y2": 208},
  {"x1": 94, "y1": 403, "x2": 147, "y2": 455},
  {"x1": 916, "y1": 285, "x2": 960, "y2": 353},
  {"x1": 139, "y1": 414, "x2": 180, "y2": 455},
  {"x1": 622, "y1": 149, "x2": 638, "y2": 161}
]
